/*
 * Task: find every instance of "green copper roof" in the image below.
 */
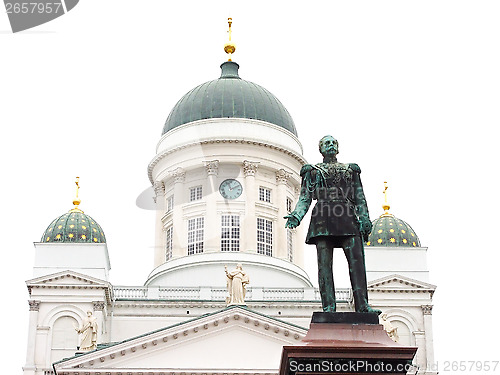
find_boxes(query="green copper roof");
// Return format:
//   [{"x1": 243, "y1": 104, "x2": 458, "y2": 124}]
[
  {"x1": 365, "y1": 215, "x2": 420, "y2": 248},
  {"x1": 162, "y1": 61, "x2": 297, "y2": 136},
  {"x1": 41, "y1": 211, "x2": 106, "y2": 243}
]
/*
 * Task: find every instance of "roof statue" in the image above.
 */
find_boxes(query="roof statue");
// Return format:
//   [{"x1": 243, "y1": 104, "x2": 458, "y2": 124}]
[
  {"x1": 225, "y1": 264, "x2": 249, "y2": 306},
  {"x1": 380, "y1": 313, "x2": 399, "y2": 342},
  {"x1": 75, "y1": 310, "x2": 98, "y2": 352},
  {"x1": 285, "y1": 135, "x2": 381, "y2": 315}
]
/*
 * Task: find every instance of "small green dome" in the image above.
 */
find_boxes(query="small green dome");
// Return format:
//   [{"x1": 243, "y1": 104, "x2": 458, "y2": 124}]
[
  {"x1": 42, "y1": 211, "x2": 106, "y2": 243},
  {"x1": 162, "y1": 61, "x2": 297, "y2": 136},
  {"x1": 366, "y1": 214, "x2": 420, "y2": 247}
]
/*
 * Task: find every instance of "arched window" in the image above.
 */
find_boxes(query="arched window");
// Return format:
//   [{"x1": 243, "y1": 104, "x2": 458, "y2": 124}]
[{"x1": 51, "y1": 316, "x2": 78, "y2": 363}]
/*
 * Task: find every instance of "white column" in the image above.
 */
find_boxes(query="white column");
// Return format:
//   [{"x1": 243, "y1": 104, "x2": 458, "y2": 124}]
[
  {"x1": 243, "y1": 161, "x2": 259, "y2": 253},
  {"x1": 171, "y1": 168, "x2": 186, "y2": 258},
  {"x1": 275, "y1": 169, "x2": 291, "y2": 260},
  {"x1": 422, "y1": 304, "x2": 435, "y2": 372},
  {"x1": 204, "y1": 160, "x2": 219, "y2": 252},
  {"x1": 92, "y1": 301, "x2": 107, "y2": 347},
  {"x1": 413, "y1": 330, "x2": 427, "y2": 371},
  {"x1": 24, "y1": 300, "x2": 40, "y2": 374},
  {"x1": 153, "y1": 181, "x2": 166, "y2": 267}
]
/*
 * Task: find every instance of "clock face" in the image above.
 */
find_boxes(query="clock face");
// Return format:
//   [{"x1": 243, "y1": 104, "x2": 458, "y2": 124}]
[{"x1": 219, "y1": 179, "x2": 243, "y2": 199}]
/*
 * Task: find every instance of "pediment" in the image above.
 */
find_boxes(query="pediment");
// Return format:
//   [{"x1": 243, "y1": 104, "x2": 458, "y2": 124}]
[
  {"x1": 368, "y1": 274, "x2": 436, "y2": 291},
  {"x1": 26, "y1": 270, "x2": 109, "y2": 288},
  {"x1": 54, "y1": 306, "x2": 307, "y2": 374}
]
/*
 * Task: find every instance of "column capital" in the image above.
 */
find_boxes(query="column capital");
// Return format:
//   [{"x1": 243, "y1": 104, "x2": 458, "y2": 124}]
[
  {"x1": 204, "y1": 160, "x2": 219, "y2": 176},
  {"x1": 153, "y1": 181, "x2": 165, "y2": 196},
  {"x1": 275, "y1": 169, "x2": 291, "y2": 184},
  {"x1": 93, "y1": 301, "x2": 106, "y2": 311},
  {"x1": 171, "y1": 167, "x2": 186, "y2": 183},
  {"x1": 421, "y1": 304, "x2": 433, "y2": 315},
  {"x1": 28, "y1": 300, "x2": 40, "y2": 311},
  {"x1": 243, "y1": 160, "x2": 259, "y2": 177}
]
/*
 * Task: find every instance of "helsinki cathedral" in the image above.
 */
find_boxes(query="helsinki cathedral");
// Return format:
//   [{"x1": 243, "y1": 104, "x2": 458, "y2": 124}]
[{"x1": 23, "y1": 19, "x2": 436, "y2": 375}]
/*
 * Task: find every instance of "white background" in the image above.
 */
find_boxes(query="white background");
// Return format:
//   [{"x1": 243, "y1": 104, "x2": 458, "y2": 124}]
[{"x1": 1, "y1": 1, "x2": 499, "y2": 373}]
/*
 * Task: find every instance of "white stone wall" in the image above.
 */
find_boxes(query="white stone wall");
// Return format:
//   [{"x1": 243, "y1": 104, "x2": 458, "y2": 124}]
[
  {"x1": 33, "y1": 243, "x2": 111, "y2": 281},
  {"x1": 365, "y1": 245, "x2": 430, "y2": 282}
]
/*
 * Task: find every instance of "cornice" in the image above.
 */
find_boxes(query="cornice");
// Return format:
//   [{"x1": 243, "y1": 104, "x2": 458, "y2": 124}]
[
  {"x1": 112, "y1": 301, "x2": 322, "y2": 311},
  {"x1": 148, "y1": 139, "x2": 307, "y2": 185},
  {"x1": 368, "y1": 274, "x2": 437, "y2": 290},
  {"x1": 368, "y1": 275, "x2": 436, "y2": 298},
  {"x1": 26, "y1": 271, "x2": 113, "y2": 305}
]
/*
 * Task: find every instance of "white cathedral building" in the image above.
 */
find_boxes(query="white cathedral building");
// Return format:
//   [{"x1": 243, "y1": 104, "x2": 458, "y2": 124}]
[{"x1": 23, "y1": 38, "x2": 436, "y2": 375}]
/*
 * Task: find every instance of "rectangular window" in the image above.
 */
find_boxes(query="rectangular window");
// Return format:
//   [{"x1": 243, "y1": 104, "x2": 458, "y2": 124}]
[
  {"x1": 259, "y1": 187, "x2": 271, "y2": 203},
  {"x1": 187, "y1": 217, "x2": 204, "y2": 255},
  {"x1": 166, "y1": 195, "x2": 174, "y2": 212},
  {"x1": 286, "y1": 197, "x2": 293, "y2": 213},
  {"x1": 287, "y1": 229, "x2": 293, "y2": 262},
  {"x1": 257, "y1": 218, "x2": 273, "y2": 256},
  {"x1": 221, "y1": 215, "x2": 240, "y2": 252},
  {"x1": 190, "y1": 186, "x2": 203, "y2": 202},
  {"x1": 165, "y1": 226, "x2": 173, "y2": 261}
]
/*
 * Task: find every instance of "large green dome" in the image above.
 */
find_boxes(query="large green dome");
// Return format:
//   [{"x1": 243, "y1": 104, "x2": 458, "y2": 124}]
[
  {"x1": 365, "y1": 214, "x2": 420, "y2": 248},
  {"x1": 162, "y1": 61, "x2": 297, "y2": 136},
  {"x1": 41, "y1": 210, "x2": 106, "y2": 244}
]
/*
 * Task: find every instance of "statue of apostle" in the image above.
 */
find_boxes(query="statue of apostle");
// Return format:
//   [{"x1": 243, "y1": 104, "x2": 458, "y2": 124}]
[
  {"x1": 225, "y1": 264, "x2": 249, "y2": 306},
  {"x1": 285, "y1": 135, "x2": 380, "y2": 314},
  {"x1": 75, "y1": 311, "x2": 98, "y2": 351},
  {"x1": 380, "y1": 313, "x2": 399, "y2": 342}
]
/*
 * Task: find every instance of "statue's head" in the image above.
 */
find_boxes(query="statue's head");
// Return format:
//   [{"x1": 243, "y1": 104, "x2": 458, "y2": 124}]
[
  {"x1": 236, "y1": 263, "x2": 243, "y2": 269},
  {"x1": 319, "y1": 135, "x2": 339, "y2": 157},
  {"x1": 86, "y1": 311, "x2": 92, "y2": 317}
]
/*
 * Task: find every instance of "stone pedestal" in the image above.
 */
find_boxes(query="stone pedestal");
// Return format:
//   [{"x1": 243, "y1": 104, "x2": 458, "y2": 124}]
[{"x1": 279, "y1": 312, "x2": 417, "y2": 375}]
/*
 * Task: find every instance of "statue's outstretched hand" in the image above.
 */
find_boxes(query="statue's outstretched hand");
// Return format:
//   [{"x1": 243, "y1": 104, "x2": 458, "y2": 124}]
[{"x1": 284, "y1": 214, "x2": 300, "y2": 229}]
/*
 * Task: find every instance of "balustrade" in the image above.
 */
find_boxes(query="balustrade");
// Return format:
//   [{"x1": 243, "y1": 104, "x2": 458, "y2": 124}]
[{"x1": 112, "y1": 286, "x2": 351, "y2": 302}]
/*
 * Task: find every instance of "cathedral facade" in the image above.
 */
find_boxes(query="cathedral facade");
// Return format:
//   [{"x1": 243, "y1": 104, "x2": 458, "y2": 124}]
[{"x1": 24, "y1": 52, "x2": 436, "y2": 375}]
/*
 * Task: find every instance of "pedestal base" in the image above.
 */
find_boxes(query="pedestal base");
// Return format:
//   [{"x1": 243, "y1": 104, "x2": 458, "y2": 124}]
[{"x1": 279, "y1": 313, "x2": 417, "y2": 375}]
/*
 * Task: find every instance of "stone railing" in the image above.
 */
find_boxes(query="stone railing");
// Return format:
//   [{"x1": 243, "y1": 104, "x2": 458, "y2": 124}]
[
  {"x1": 113, "y1": 287, "x2": 148, "y2": 299},
  {"x1": 159, "y1": 287, "x2": 200, "y2": 299},
  {"x1": 114, "y1": 286, "x2": 352, "y2": 303},
  {"x1": 263, "y1": 287, "x2": 304, "y2": 300}
]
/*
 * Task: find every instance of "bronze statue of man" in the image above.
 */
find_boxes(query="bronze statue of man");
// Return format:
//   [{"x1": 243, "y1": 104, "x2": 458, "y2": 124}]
[{"x1": 285, "y1": 135, "x2": 380, "y2": 314}]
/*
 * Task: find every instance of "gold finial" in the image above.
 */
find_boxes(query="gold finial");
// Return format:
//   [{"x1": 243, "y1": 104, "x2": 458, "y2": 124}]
[
  {"x1": 381, "y1": 181, "x2": 391, "y2": 217},
  {"x1": 70, "y1": 177, "x2": 84, "y2": 213},
  {"x1": 224, "y1": 17, "x2": 236, "y2": 61}
]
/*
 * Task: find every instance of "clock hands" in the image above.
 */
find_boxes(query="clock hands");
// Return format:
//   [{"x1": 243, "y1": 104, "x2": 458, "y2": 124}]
[{"x1": 220, "y1": 179, "x2": 242, "y2": 199}]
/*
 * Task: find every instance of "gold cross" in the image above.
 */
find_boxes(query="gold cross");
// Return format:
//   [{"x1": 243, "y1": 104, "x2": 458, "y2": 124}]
[{"x1": 75, "y1": 177, "x2": 80, "y2": 199}]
